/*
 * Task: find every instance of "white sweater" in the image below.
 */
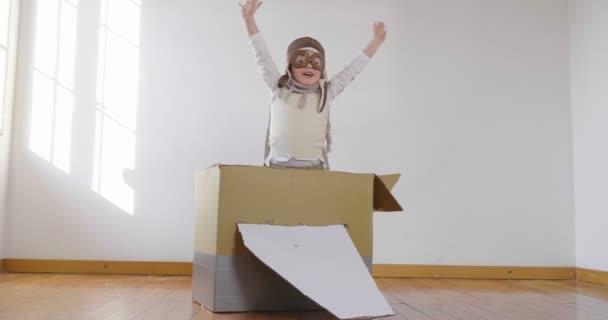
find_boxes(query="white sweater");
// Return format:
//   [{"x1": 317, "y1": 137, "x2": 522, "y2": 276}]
[{"x1": 249, "y1": 32, "x2": 370, "y2": 163}]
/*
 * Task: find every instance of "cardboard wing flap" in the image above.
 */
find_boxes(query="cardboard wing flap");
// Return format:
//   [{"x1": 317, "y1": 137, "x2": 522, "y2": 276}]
[{"x1": 237, "y1": 224, "x2": 394, "y2": 319}]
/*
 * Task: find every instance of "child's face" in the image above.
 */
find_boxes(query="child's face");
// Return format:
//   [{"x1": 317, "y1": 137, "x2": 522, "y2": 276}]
[
  {"x1": 289, "y1": 49, "x2": 323, "y2": 86},
  {"x1": 291, "y1": 65, "x2": 322, "y2": 86}
]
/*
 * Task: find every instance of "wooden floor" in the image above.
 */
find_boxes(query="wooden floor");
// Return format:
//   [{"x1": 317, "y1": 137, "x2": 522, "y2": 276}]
[{"x1": 1, "y1": 273, "x2": 608, "y2": 320}]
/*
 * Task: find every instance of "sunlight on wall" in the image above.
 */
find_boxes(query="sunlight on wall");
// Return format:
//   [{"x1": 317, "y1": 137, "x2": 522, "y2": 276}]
[
  {"x1": 92, "y1": 0, "x2": 141, "y2": 214},
  {"x1": 0, "y1": 0, "x2": 11, "y2": 134},
  {"x1": 28, "y1": 0, "x2": 78, "y2": 173}
]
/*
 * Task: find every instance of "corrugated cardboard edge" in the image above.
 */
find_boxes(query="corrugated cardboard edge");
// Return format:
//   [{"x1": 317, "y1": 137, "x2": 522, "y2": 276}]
[
  {"x1": 194, "y1": 166, "x2": 221, "y2": 255},
  {"x1": 211, "y1": 164, "x2": 400, "y2": 181}
]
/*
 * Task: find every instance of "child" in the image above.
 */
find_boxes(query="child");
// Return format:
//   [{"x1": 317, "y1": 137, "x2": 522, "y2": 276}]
[{"x1": 240, "y1": 0, "x2": 387, "y2": 169}]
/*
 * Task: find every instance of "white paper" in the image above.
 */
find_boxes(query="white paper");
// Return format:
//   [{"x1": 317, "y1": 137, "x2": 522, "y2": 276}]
[{"x1": 237, "y1": 224, "x2": 394, "y2": 319}]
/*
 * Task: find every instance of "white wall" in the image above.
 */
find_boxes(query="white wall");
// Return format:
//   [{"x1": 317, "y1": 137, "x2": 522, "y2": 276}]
[
  {"x1": 5, "y1": 0, "x2": 574, "y2": 266},
  {"x1": 570, "y1": 0, "x2": 608, "y2": 272},
  {"x1": 0, "y1": 0, "x2": 19, "y2": 259}
]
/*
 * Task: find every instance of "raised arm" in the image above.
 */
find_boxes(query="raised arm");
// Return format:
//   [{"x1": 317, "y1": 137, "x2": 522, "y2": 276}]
[
  {"x1": 363, "y1": 22, "x2": 387, "y2": 58},
  {"x1": 240, "y1": 0, "x2": 280, "y2": 91},
  {"x1": 329, "y1": 22, "x2": 387, "y2": 99},
  {"x1": 240, "y1": 0, "x2": 261, "y2": 35}
]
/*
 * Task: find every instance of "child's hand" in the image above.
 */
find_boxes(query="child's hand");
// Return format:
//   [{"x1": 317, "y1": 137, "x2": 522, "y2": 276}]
[
  {"x1": 239, "y1": 0, "x2": 263, "y2": 20},
  {"x1": 373, "y1": 22, "x2": 387, "y2": 43},
  {"x1": 363, "y1": 22, "x2": 387, "y2": 57}
]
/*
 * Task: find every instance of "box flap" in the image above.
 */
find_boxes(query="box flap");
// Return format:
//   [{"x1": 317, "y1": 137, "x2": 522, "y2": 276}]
[
  {"x1": 373, "y1": 175, "x2": 403, "y2": 212},
  {"x1": 237, "y1": 224, "x2": 394, "y2": 319},
  {"x1": 377, "y1": 174, "x2": 400, "y2": 191}
]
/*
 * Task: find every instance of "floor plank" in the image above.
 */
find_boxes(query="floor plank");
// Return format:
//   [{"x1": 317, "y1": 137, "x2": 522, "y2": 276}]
[{"x1": 0, "y1": 273, "x2": 607, "y2": 320}]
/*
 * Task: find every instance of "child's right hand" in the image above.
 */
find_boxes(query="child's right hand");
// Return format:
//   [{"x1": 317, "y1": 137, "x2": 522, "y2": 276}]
[{"x1": 239, "y1": 0, "x2": 263, "y2": 20}]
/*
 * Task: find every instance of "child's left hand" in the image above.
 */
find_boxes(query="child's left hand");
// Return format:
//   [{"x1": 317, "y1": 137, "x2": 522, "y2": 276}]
[
  {"x1": 364, "y1": 21, "x2": 387, "y2": 57},
  {"x1": 373, "y1": 22, "x2": 387, "y2": 43}
]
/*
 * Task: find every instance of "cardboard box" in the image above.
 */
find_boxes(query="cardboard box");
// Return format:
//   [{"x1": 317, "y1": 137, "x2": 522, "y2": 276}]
[{"x1": 192, "y1": 165, "x2": 402, "y2": 313}]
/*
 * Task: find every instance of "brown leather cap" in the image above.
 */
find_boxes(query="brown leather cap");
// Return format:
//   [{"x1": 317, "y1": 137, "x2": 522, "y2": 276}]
[{"x1": 287, "y1": 37, "x2": 325, "y2": 66}]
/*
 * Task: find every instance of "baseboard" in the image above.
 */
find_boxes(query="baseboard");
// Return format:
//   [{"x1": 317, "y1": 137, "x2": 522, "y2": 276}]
[
  {"x1": 5, "y1": 259, "x2": 604, "y2": 284},
  {"x1": 576, "y1": 268, "x2": 608, "y2": 286},
  {"x1": 372, "y1": 264, "x2": 575, "y2": 280},
  {"x1": 3, "y1": 259, "x2": 191, "y2": 275}
]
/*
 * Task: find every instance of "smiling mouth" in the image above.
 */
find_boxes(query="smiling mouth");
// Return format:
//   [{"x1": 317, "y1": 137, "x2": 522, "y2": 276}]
[{"x1": 303, "y1": 72, "x2": 314, "y2": 77}]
